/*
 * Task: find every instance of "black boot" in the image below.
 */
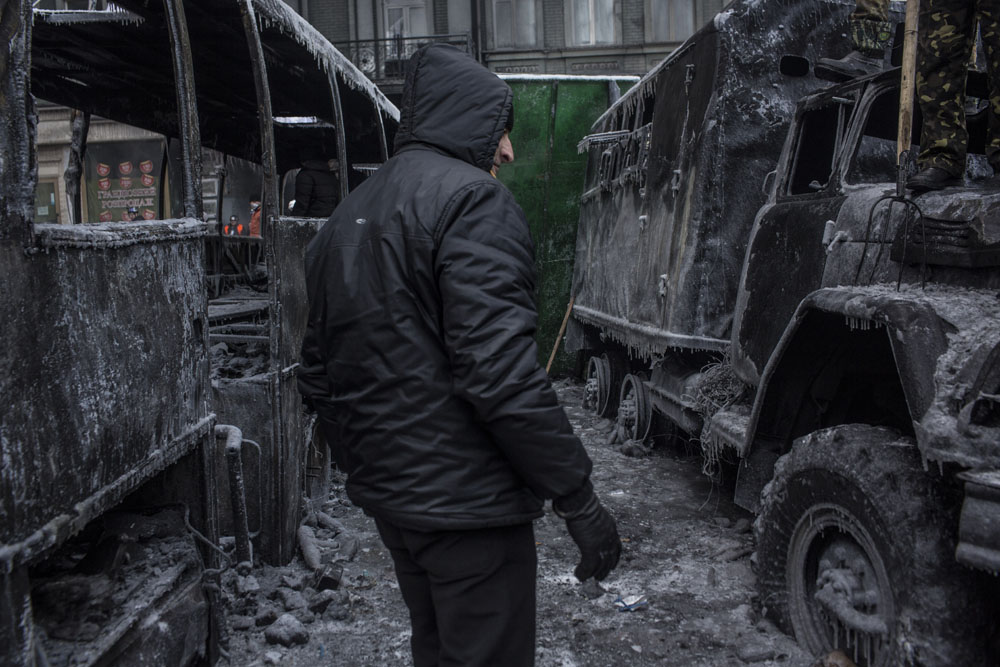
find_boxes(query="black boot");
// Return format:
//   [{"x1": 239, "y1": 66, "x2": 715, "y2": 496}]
[{"x1": 907, "y1": 167, "x2": 962, "y2": 192}]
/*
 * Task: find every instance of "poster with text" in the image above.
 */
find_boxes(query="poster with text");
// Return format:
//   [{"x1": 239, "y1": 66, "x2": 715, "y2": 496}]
[{"x1": 85, "y1": 139, "x2": 166, "y2": 222}]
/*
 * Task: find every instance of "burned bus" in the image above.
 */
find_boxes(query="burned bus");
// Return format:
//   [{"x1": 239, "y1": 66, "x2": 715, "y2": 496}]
[
  {"x1": 1, "y1": 1, "x2": 396, "y2": 664},
  {"x1": 568, "y1": 0, "x2": 999, "y2": 664}
]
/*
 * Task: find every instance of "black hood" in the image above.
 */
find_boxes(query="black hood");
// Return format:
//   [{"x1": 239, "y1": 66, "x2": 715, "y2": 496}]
[{"x1": 393, "y1": 44, "x2": 513, "y2": 172}]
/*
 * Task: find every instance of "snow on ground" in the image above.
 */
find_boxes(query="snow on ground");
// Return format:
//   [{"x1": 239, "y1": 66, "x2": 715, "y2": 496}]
[{"x1": 223, "y1": 380, "x2": 813, "y2": 666}]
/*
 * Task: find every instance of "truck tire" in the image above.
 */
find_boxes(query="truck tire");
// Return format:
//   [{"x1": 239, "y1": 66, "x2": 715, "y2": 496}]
[
  {"x1": 754, "y1": 424, "x2": 992, "y2": 667},
  {"x1": 615, "y1": 373, "x2": 652, "y2": 443},
  {"x1": 584, "y1": 352, "x2": 626, "y2": 418}
]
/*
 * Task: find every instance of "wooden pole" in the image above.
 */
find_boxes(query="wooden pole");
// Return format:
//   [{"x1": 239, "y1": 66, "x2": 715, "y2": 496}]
[
  {"x1": 546, "y1": 295, "x2": 575, "y2": 374},
  {"x1": 897, "y1": 0, "x2": 920, "y2": 161}
]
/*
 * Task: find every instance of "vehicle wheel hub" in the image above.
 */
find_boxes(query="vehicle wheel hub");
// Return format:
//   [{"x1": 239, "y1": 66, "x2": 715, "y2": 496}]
[
  {"x1": 788, "y1": 504, "x2": 894, "y2": 666},
  {"x1": 813, "y1": 539, "x2": 888, "y2": 637}
]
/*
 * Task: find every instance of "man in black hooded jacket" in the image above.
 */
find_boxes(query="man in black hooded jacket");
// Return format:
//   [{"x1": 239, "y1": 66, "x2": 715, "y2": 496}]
[{"x1": 298, "y1": 44, "x2": 620, "y2": 666}]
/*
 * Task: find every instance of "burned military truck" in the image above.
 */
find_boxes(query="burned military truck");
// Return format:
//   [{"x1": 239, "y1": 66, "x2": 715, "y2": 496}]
[
  {"x1": 1, "y1": 1, "x2": 397, "y2": 665},
  {"x1": 569, "y1": 0, "x2": 999, "y2": 664}
]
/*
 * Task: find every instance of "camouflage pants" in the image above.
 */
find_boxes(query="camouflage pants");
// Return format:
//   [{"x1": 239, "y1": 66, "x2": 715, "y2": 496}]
[
  {"x1": 852, "y1": 0, "x2": 890, "y2": 24},
  {"x1": 916, "y1": 0, "x2": 1000, "y2": 175},
  {"x1": 851, "y1": 0, "x2": 892, "y2": 56}
]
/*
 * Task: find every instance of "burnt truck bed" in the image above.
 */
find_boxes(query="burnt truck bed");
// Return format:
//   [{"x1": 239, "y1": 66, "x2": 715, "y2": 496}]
[{"x1": 567, "y1": 0, "x2": 906, "y2": 358}]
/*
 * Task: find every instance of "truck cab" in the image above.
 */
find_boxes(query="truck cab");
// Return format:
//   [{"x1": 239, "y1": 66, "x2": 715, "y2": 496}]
[
  {"x1": 721, "y1": 68, "x2": 1000, "y2": 667},
  {"x1": 566, "y1": 0, "x2": 1000, "y2": 661},
  {"x1": 733, "y1": 68, "x2": 999, "y2": 385}
]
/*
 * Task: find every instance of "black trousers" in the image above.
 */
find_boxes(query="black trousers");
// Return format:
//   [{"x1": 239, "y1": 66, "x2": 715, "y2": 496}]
[{"x1": 373, "y1": 518, "x2": 537, "y2": 667}]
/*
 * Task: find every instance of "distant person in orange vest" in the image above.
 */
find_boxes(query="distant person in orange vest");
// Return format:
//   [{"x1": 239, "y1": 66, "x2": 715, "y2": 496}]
[
  {"x1": 249, "y1": 199, "x2": 262, "y2": 237},
  {"x1": 291, "y1": 150, "x2": 340, "y2": 218}
]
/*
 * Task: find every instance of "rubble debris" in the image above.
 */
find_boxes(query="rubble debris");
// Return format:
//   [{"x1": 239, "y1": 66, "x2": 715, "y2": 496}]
[
  {"x1": 230, "y1": 615, "x2": 254, "y2": 631},
  {"x1": 614, "y1": 595, "x2": 648, "y2": 612},
  {"x1": 316, "y1": 511, "x2": 347, "y2": 535},
  {"x1": 297, "y1": 525, "x2": 322, "y2": 571},
  {"x1": 619, "y1": 439, "x2": 653, "y2": 457},
  {"x1": 263, "y1": 613, "x2": 309, "y2": 646},
  {"x1": 304, "y1": 509, "x2": 346, "y2": 535},
  {"x1": 314, "y1": 563, "x2": 344, "y2": 591},
  {"x1": 255, "y1": 607, "x2": 279, "y2": 627},
  {"x1": 277, "y1": 587, "x2": 308, "y2": 611},
  {"x1": 717, "y1": 546, "x2": 754, "y2": 562},
  {"x1": 333, "y1": 535, "x2": 360, "y2": 562},
  {"x1": 292, "y1": 608, "x2": 317, "y2": 625},
  {"x1": 737, "y1": 643, "x2": 778, "y2": 663},
  {"x1": 28, "y1": 509, "x2": 208, "y2": 666},
  {"x1": 237, "y1": 574, "x2": 261, "y2": 595},
  {"x1": 579, "y1": 578, "x2": 606, "y2": 600},
  {"x1": 281, "y1": 572, "x2": 307, "y2": 591},
  {"x1": 307, "y1": 588, "x2": 342, "y2": 614}
]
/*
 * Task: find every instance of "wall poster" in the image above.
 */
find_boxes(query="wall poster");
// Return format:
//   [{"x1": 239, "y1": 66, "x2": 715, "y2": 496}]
[{"x1": 84, "y1": 139, "x2": 166, "y2": 223}]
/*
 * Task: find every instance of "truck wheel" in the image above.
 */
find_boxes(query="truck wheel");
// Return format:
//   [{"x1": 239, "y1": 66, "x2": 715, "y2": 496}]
[
  {"x1": 583, "y1": 354, "x2": 613, "y2": 417},
  {"x1": 615, "y1": 373, "x2": 652, "y2": 443},
  {"x1": 754, "y1": 424, "x2": 991, "y2": 667},
  {"x1": 584, "y1": 352, "x2": 625, "y2": 418}
]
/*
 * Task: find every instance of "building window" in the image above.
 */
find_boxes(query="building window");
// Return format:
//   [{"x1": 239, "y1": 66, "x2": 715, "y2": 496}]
[
  {"x1": 385, "y1": 0, "x2": 428, "y2": 40},
  {"x1": 650, "y1": 0, "x2": 695, "y2": 43},
  {"x1": 493, "y1": 0, "x2": 537, "y2": 48},
  {"x1": 569, "y1": 0, "x2": 617, "y2": 46}
]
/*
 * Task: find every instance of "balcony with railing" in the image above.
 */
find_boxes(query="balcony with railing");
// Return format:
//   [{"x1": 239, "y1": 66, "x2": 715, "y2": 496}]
[{"x1": 336, "y1": 33, "x2": 473, "y2": 83}]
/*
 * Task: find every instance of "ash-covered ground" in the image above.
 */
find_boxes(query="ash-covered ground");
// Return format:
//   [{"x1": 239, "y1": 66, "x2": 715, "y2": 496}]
[{"x1": 223, "y1": 380, "x2": 814, "y2": 666}]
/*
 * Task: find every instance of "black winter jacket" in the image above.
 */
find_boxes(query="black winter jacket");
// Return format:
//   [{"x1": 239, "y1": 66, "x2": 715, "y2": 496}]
[
  {"x1": 298, "y1": 44, "x2": 592, "y2": 531},
  {"x1": 291, "y1": 160, "x2": 340, "y2": 217}
]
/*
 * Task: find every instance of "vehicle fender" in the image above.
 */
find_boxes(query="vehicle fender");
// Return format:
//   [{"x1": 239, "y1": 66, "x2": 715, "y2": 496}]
[{"x1": 735, "y1": 285, "x2": 1000, "y2": 510}]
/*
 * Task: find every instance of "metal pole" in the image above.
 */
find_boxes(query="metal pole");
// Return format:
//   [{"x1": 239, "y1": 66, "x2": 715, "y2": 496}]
[
  {"x1": 218, "y1": 425, "x2": 253, "y2": 571},
  {"x1": 240, "y1": 0, "x2": 289, "y2": 563},
  {"x1": 163, "y1": 0, "x2": 203, "y2": 218},
  {"x1": 65, "y1": 109, "x2": 90, "y2": 224},
  {"x1": 0, "y1": 0, "x2": 35, "y2": 244},
  {"x1": 896, "y1": 0, "x2": 920, "y2": 161},
  {"x1": 329, "y1": 74, "x2": 350, "y2": 200}
]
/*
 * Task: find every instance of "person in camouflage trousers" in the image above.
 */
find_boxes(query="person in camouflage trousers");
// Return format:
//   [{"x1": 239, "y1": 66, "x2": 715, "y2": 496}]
[
  {"x1": 817, "y1": 0, "x2": 894, "y2": 80},
  {"x1": 909, "y1": 0, "x2": 1000, "y2": 190}
]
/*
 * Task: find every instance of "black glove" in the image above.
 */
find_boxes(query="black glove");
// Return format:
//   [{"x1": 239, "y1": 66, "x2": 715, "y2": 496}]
[{"x1": 553, "y1": 480, "x2": 621, "y2": 581}]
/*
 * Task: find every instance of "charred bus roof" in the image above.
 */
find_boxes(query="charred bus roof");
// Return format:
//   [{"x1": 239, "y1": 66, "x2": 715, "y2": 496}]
[{"x1": 31, "y1": 0, "x2": 398, "y2": 170}]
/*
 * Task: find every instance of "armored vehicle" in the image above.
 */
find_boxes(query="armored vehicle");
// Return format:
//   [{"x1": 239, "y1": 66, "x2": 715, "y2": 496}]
[{"x1": 568, "y1": 0, "x2": 1000, "y2": 664}]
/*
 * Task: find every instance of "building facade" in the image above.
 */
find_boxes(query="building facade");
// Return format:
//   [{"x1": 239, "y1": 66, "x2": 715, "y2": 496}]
[{"x1": 293, "y1": 0, "x2": 727, "y2": 97}]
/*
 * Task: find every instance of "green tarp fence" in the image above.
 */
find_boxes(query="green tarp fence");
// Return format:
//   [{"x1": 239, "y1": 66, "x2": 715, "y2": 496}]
[{"x1": 499, "y1": 76, "x2": 634, "y2": 375}]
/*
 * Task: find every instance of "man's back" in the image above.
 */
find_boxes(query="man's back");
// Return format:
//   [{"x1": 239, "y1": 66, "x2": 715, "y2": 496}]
[
  {"x1": 299, "y1": 44, "x2": 592, "y2": 532},
  {"x1": 298, "y1": 44, "x2": 620, "y2": 666}
]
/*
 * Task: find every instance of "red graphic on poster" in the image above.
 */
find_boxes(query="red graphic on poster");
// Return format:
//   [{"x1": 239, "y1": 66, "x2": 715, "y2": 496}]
[{"x1": 86, "y1": 140, "x2": 164, "y2": 222}]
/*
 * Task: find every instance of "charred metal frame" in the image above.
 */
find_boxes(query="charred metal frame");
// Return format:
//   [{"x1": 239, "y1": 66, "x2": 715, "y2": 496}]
[
  {"x1": 3, "y1": 1, "x2": 400, "y2": 663},
  {"x1": 164, "y1": 0, "x2": 202, "y2": 218}
]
